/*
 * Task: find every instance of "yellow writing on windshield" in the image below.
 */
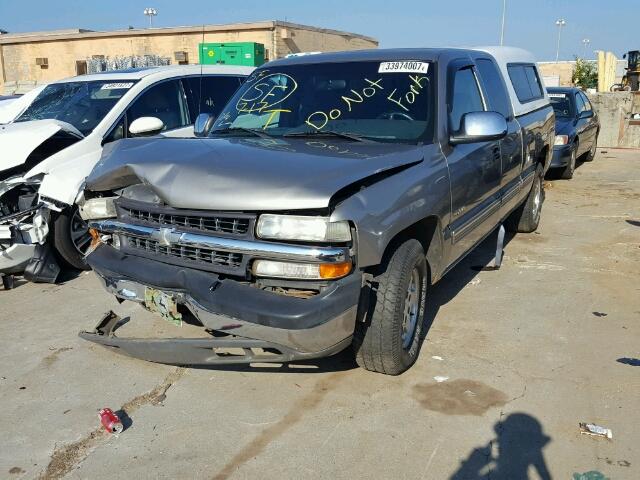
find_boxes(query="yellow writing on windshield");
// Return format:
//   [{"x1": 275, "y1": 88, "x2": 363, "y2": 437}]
[
  {"x1": 387, "y1": 75, "x2": 428, "y2": 111},
  {"x1": 236, "y1": 73, "x2": 298, "y2": 113}
]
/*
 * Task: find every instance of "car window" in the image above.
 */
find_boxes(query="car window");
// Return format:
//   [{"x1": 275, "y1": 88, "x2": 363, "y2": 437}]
[
  {"x1": 104, "y1": 116, "x2": 125, "y2": 143},
  {"x1": 476, "y1": 59, "x2": 511, "y2": 119},
  {"x1": 579, "y1": 92, "x2": 593, "y2": 111},
  {"x1": 183, "y1": 76, "x2": 244, "y2": 123},
  {"x1": 507, "y1": 64, "x2": 544, "y2": 103},
  {"x1": 548, "y1": 92, "x2": 572, "y2": 117},
  {"x1": 127, "y1": 80, "x2": 189, "y2": 131},
  {"x1": 450, "y1": 67, "x2": 485, "y2": 132},
  {"x1": 575, "y1": 92, "x2": 586, "y2": 113}
]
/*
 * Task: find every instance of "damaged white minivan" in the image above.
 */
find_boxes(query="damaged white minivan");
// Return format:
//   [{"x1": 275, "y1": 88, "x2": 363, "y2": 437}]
[{"x1": 0, "y1": 65, "x2": 253, "y2": 288}]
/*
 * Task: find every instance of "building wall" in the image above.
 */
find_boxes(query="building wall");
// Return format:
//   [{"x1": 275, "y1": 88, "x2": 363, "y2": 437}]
[
  {"x1": 588, "y1": 92, "x2": 640, "y2": 148},
  {"x1": 0, "y1": 23, "x2": 378, "y2": 92}
]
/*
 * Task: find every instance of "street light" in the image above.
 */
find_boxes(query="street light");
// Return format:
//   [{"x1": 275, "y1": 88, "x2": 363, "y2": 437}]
[
  {"x1": 555, "y1": 19, "x2": 566, "y2": 62},
  {"x1": 500, "y1": 0, "x2": 507, "y2": 46},
  {"x1": 144, "y1": 8, "x2": 158, "y2": 28},
  {"x1": 582, "y1": 38, "x2": 591, "y2": 59}
]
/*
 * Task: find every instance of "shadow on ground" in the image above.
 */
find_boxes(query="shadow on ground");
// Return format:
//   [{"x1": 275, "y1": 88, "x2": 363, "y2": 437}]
[{"x1": 450, "y1": 413, "x2": 552, "y2": 480}]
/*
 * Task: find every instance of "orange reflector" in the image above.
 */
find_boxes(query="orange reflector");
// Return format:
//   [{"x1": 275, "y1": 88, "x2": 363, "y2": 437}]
[
  {"x1": 89, "y1": 228, "x2": 102, "y2": 249},
  {"x1": 319, "y1": 261, "x2": 352, "y2": 279}
]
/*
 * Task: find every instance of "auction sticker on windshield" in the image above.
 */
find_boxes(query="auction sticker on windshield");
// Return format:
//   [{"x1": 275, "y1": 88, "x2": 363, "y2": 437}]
[
  {"x1": 100, "y1": 82, "x2": 134, "y2": 90},
  {"x1": 379, "y1": 61, "x2": 429, "y2": 74},
  {"x1": 548, "y1": 93, "x2": 566, "y2": 98}
]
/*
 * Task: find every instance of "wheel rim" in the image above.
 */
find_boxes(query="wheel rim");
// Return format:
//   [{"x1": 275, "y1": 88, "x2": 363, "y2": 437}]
[
  {"x1": 532, "y1": 177, "x2": 542, "y2": 222},
  {"x1": 70, "y1": 208, "x2": 92, "y2": 255},
  {"x1": 401, "y1": 267, "x2": 420, "y2": 349}
]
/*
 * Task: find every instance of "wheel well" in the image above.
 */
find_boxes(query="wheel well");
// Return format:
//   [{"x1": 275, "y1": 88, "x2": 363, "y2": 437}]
[{"x1": 378, "y1": 216, "x2": 443, "y2": 284}]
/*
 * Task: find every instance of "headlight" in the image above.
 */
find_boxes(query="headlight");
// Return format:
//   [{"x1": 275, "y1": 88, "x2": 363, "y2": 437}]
[
  {"x1": 256, "y1": 214, "x2": 351, "y2": 242},
  {"x1": 79, "y1": 197, "x2": 117, "y2": 220},
  {"x1": 554, "y1": 135, "x2": 569, "y2": 146},
  {"x1": 253, "y1": 259, "x2": 352, "y2": 280}
]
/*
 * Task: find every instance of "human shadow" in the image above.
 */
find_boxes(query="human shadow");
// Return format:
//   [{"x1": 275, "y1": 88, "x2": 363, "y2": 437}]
[{"x1": 450, "y1": 413, "x2": 552, "y2": 480}]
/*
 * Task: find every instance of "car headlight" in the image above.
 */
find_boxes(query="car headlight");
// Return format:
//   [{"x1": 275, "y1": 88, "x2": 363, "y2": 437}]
[
  {"x1": 554, "y1": 135, "x2": 569, "y2": 146},
  {"x1": 256, "y1": 214, "x2": 351, "y2": 242},
  {"x1": 79, "y1": 197, "x2": 117, "y2": 220},
  {"x1": 253, "y1": 259, "x2": 352, "y2": 280}
]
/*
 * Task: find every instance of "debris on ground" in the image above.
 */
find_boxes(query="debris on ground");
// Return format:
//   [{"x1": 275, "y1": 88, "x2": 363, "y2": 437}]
[
  {"x1": 431, "y1": 356, "x2": 444, "y2": 361},
  {"x1": 617, "y1": 357, "x2": 640, "y2": 366},
  {"x1": 592, "y1": 312, "x2": 608, "y2": 317},
  {"x1": 579, "y1": 422, "x2": 612, "y2": 439},
  {"x1": 99, "y1": 408, "x2": 123, "y2": 434},
  {"x1": 433, "y1": 376, "x2": 449, "y2": 383},
  {"x1": 573, "y1": 471, "x2": 610, "y2": 480}
]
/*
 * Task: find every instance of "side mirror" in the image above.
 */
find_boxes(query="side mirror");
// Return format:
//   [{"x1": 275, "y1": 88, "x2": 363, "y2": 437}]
[
  {"x1": 579, "y1": 110, "x2": 594, "y2": 119},
  {"x1": 450, "y1": 111, "x2": 508, "y2": 145},
  {"x1": 194, "y1": 113, "x2": 217, "y2": 137},
  {"x1": 129, "y1": 116, "x2": 164, "y2": 137}
]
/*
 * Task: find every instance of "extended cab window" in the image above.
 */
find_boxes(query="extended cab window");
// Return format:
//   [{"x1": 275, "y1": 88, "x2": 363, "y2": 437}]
[
  {"x1": 476, "y1": 59, "x2": 511, "y2": 118},
  {"x1": 183, "y1": 76, "x2": 244, "y2": 123},
  {"x1": 507, "y1": 64, "x2": 544, "y2": 103},
  {"x1": 127, "y1": 80, "x2": 189, "y2": 131},
  {"x1": 449, "y1": 67, "x2": 484, "y2": 132}
]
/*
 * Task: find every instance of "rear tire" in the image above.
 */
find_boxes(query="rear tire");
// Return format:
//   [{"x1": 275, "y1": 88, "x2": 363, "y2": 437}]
[
  {"x1": 560, "y1": 144, "x2": 577, "y2": 179},
  {"x1": 51, "y1": 206, "x2": 92, "y2": 271},
  {"x1": 506, "y1": 164, "x2": 545, "y2": 233},
  {"x1": 353, "y1": 239, "x2": 427, "y2": 375},
  {"x1": 584, "y1": 136, "x2": 597, "y2": 162}
]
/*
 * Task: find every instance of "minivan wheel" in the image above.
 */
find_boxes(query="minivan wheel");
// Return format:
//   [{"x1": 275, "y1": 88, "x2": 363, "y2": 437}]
[
  {"x1": 51, "y1": 206, "x2": 92, "y2": 271},
  {"x1": 506, "y1": 164, "x2": 545, "y2": 233},
  {"x1": 353, "y1": 239, "x2": 427, "y2": 375}
]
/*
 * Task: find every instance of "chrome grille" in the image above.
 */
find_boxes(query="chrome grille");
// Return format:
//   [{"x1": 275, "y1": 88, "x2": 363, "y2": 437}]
[
  {"x1": 124, "y1": 235, "x2": 243, "y2": 269},
  {"x1": 122, "y1": 207, "x2": 250, "y2": 235}
]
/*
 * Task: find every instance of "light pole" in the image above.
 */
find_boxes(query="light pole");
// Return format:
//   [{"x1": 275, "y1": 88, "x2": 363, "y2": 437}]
[
  {"x1": 144, "y1": 8, "x2": 157, "y2": 28},
  {"x1": 555, "y1": 19, "x2": 566, "y2": 62},
  {"x1": 500, "y1": 0, "x2": 507, "y2": 45},
  {"x1": 582, "y1": 38, "x2": 591, "y2": 59}
]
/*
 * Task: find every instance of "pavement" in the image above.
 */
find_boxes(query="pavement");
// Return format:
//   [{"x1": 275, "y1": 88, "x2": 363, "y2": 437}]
[{"x1": 0, "y1": 148, "x2": 638, "y2": 480}]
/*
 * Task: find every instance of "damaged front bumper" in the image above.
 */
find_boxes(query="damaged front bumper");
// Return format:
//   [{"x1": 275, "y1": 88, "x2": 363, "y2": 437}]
[
  {"x1": 0, "y1": 206, "x2": 49, "y2": 275},
  {"x1": 82, "y1": 245, "x2": 362, "y2": 365}
]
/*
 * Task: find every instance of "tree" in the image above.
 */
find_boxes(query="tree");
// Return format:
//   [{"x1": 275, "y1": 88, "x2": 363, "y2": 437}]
[{"x1": 572, "y1": 58, "x2": 598, "y2": 89}]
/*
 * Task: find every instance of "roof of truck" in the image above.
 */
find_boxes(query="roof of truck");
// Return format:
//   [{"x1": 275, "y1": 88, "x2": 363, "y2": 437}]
[
  {"x1": 266, "y1": 48, "x2": 473, "y2": 66},
  {"x1": 476, "y1": 46, "x2": 550, "y2": 117}
]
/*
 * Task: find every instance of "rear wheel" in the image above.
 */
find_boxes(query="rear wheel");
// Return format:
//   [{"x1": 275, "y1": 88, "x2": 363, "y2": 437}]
[
  {"x1": 560, "y1": 144, "x2": 577, "y2": 179},
  {"x1": 506, "y1": 164, "x2": 545, "y2": 233},
  {"x1": 51, "y1": 206, "x2": 92, "y2": 271},
  {"x1": 353, "y1": 239, "x2": 427, "y2": 375},
  {"x1": 584, "y1": 136, "x2": 598, "y2": 162}
]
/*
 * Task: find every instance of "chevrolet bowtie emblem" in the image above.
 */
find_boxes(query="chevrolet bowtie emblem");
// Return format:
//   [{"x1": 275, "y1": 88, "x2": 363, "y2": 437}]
[{"x1": 151, "y1": 227, "x2": 180, "y2": 246}]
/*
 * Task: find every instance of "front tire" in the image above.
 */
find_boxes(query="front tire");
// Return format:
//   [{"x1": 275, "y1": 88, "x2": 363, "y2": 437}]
[
  {"x1": 506, "y1": 164, "x2": 545, "y2": 233},
  {"x1": 353, "y1": 239, "x2": 427, "y2": 375},
  {"x1": 51, "y1": 206, "x2": 92, "y2": 271}
]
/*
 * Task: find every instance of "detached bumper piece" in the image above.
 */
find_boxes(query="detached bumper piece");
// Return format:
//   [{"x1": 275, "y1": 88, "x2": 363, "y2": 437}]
[{"x1": 80, "y1": 311, "x2": 351, "y2": 366}]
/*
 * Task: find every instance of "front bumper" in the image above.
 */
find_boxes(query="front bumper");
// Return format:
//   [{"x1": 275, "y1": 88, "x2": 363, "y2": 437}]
[
  {"x1": 551, "y1": 145, "x2": 572, "y2": 168},
  {"x1": 83, "y1": 245, "x2": 362, "y2": 365},
  {"x1": 0, "y1": 208, "x2": 48, "y2": 274}
]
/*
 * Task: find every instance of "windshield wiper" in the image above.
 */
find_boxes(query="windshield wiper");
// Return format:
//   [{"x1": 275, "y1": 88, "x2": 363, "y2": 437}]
[
  {"x1": 284, "y1": 130, "x2": 367, "y2": 142},
  {"x1": 210, "y1": 127, "x2": 274, "y2": 139}
]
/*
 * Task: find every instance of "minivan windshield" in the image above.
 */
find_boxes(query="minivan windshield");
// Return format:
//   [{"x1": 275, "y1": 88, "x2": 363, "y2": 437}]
[
  {"x1": 210, "y1": 61, "x2": 434, "y2": 143},
  {"x1": 16, "y1": 80, "x2": 135, "y2": 135}
]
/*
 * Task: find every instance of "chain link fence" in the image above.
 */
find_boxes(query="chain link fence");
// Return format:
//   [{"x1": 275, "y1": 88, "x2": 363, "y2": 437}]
[{"x1": 86, "y1": 55, "x2": 171, "y2": 74}]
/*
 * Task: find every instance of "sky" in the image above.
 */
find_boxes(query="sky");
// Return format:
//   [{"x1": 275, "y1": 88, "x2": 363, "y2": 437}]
[{"x1": 0, "y1": 0, "x2": 635, "y2": 61}]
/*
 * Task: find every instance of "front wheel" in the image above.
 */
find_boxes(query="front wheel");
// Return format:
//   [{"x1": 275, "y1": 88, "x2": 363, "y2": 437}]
[
  {"x1": 353, "y1": 239, "x2": 427, "y2": 375},
  {"x1": 506, "y1": 164, "x2": 545, "y2": 233},
  {"x1": 51, "y1": 206, "x2": 92, "y2": 271}
]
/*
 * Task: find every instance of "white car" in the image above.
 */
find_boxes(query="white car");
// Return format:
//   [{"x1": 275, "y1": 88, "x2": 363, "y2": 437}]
[{"x1": 0, "y1": 65, "x2": 253, "y2": 286}]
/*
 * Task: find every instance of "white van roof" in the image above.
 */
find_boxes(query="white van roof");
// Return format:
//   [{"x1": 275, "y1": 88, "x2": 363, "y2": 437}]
[{"x1": 476, "y1": 46, "x2": 550, "y2": 117}]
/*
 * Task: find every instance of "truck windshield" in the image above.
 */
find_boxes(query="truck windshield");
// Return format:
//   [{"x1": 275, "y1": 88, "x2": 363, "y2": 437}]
[
  {"x1": 548, "y1": 93, "x2": 572, "y2": 118},
  {"x1": 210, "y1": 61, "x2": 434, "y2": 143},
  {"x1": 15, "y1": 80, "x2": 135, "y2": 136}
]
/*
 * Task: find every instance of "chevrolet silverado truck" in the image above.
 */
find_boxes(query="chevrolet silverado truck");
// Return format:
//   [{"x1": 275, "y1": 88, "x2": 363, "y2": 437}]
[{"x1": 79, "y1": 47, "x2": 554, "y2": 375}]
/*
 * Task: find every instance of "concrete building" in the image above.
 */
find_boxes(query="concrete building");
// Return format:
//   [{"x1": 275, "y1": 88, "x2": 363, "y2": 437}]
[{"x1": 0, "y1": 21, "x2": 378, "y2": 93}]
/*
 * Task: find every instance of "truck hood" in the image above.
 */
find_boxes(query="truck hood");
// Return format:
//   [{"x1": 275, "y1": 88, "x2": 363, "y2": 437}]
[
  {"x1": 0, "y1": 119, "x2": 84, "y2": 174},
  {"x1": 87, "y1": 136, "x2": 425, "y2": 211}
]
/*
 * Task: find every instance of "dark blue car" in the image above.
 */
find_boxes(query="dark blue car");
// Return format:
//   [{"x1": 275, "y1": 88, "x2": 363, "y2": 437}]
[{"x1": 547, "y1": 87, "x2": 600, "y2": 179}]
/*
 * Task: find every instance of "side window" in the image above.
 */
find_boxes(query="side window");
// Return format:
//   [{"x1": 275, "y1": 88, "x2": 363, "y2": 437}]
[
  {"x1": 579, "y1": 92, "x2": 593, "y2": 111},
  {"x1": 127, "y1": 80, "x2": 189, "y2": 131},
  {"x1": 104, "y1": 116, "x2": 125, "y2": 143},
  {"x1": 507, "y1": 64, "x2": 544, "y2": 103},
  {"x1": 575, "y1": 92, "x2": 586, "y2": 113},
  {"x1": 476, "y1": 58, "x2": 511, "y2": 118},
  {"x1": 183, "y1": 76, "x2": 243, "y2": 122},
  {"x1": 450, "y1": 67, "x2": 485, "y2": 132}
]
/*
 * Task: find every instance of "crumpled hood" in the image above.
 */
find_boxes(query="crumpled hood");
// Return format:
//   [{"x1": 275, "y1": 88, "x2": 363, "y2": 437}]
[
  {"x1": 87, "y1": 136, "x2": 425, "y2": 211},
  {"x1": 0, "y1": 119, "x2": 83, "y2": 174},
  {"x1": 555, "y1": 118, "x2": 575, "y2": 137}
]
